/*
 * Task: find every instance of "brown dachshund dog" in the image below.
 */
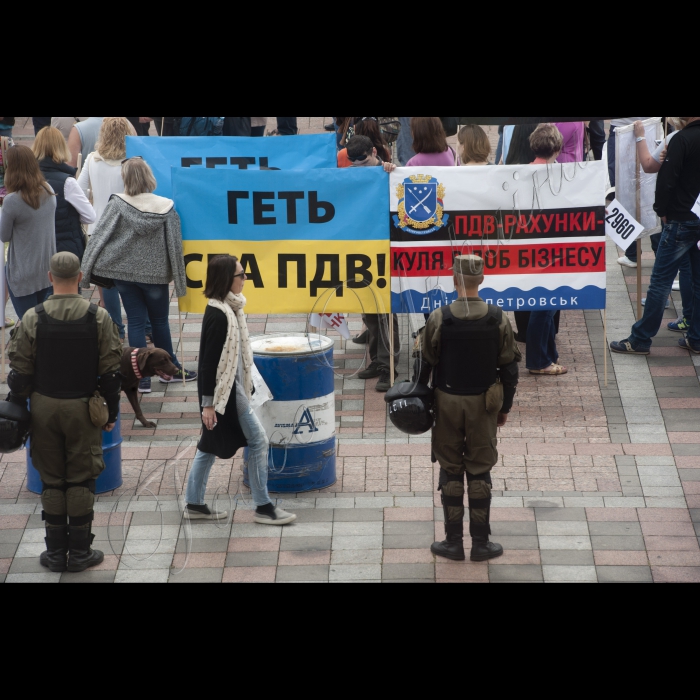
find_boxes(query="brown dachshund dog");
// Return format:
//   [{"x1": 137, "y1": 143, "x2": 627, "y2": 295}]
[{"x1": 121, "y1": 347, "x2": 180, "y2": 429}]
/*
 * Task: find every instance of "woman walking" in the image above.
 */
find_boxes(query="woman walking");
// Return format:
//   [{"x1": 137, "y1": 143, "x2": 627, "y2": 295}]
[
  {"x1": 78, "y1": 117, "x2": 137, "y2": 340},
  {"x1": 81, "y1": 157, "x2": 196, "y2": 391},
  {"x1": 34, "y1": 127, "x2": 95, "y2": 260},
  {"x1": 0, "y1": 146, "x2": 57, "y2": 319},
  {"x1": 186, "y1": 255, "x2": 296, "y2": 525}
]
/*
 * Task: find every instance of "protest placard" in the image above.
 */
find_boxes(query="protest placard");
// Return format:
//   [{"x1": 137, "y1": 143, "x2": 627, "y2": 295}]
[
  {"x1": 172, "y1": 167, "x2": 391, "y2": 315},
  {"x1": 390, "y1": 162, "x2": 608, "y2": 313},
  {"x1": 126, "y1": 134, "x2": 337, "y2": 198}
]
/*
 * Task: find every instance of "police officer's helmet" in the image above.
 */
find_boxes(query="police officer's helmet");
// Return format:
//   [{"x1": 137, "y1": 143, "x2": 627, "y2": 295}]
[
  {"x1": 0, "y1": 399, "x2": 31, "y2": 454},
  {"x1": 384, "y1": 382, "x2": 434, "y2": 436}
]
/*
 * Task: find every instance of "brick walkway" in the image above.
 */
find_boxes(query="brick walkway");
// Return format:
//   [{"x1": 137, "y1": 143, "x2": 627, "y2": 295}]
[{"x1": 1, "y1": 119, "x2": 698, "y2": 583}]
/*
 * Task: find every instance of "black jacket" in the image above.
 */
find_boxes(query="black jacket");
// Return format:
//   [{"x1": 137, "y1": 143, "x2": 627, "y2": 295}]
[
  {"x1": 197, "y1": 306, "x2": 248, "y2": 460},
  {"x1": 654, "y1": 120, "x2": 700, "y2": 222},
  {"x1": 38, "y1": 159, "x2": 86, "y2": 260},
  {"x1": 0, "y1": 117, "x2": 14, "y2": 127}
]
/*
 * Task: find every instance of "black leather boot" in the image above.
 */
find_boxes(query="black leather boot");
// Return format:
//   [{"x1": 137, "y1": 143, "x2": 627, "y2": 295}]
[
  {"x1": 67, "y1": 525, "x2": 104, "y2": 573},
  {"x1": 40, "y1": 525, "x2": 69, "y2": 573},
  {"x1": 470, "y1": 537, "x2": 504, "y2": 562},
  {"x1": 431, "y1": 523, "x2": 466, "y2": 561}
]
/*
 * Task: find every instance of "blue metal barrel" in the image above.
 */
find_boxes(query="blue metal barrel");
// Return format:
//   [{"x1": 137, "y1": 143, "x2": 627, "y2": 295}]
[
  {"x1": 26, "y1": 415, "x2": 124, "y2": 495},
  {"x1": 244, "y1": 335, "x2": 337, "y2": 494}
]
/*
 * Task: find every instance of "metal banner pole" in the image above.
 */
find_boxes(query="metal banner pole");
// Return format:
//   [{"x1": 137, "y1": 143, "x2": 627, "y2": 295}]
[
  {"x1": 178, "y1": 310, "x2": 186, "y2": 386},
  {"x1": 604, "y1": 307, "x2": 608, "y2": 388},
  {"x1": 636, "y1": 147, "x2": 643, "y2": 320}
]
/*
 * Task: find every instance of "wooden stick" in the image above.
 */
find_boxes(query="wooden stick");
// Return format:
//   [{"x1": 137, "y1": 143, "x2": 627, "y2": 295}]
[
  {"x1": 636, "y1": 146, "x2": 643, "y2": 320},
  {"x1": 1, "y1": 326, "x2": 5, "y2": 384},
  {"x1": 161, "y1": 118, "x2": 166, "y2": 137},
  {"x1": 178, "y1": 310, "x2": 186, "y2": 386},
  {"x1": 389, "y1": 315, "x2": 396, "y2": 388},
  {"x1": 604, "y1": 307, "x2": 608, "y2": 388}
]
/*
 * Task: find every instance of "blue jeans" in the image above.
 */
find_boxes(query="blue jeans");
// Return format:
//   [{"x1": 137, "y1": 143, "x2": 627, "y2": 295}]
[
  {"x1": 7, "y1": 284, "x2": 51, "y2": 320},
  {"x1": 186, "y1": 401, "x2": 271, "y2": 507},
  {"x1": 526, "y1": 311, "x2": 560, "y2": 371},
  {"x1": 115, "y1": 280, "x2": 181, "y2": 369},
  {"x1": 629, "y1": 220, "x2": 700, "y2": 350},
  {"x1": 397, "y1": 117, "x2": 416, "y2": 166},
  {"x1": 102, "y1": 286, "x2": 125, "y2": 339}
]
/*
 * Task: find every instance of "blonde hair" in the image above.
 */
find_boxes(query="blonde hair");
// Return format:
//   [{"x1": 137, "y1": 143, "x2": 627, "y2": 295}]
[
  {"x1": 122, "y1": 158, "x2": 157, "y2": 196},
  {"x1": 530, "y1": 124, "x2": 564, "y2": 159},
  {"x1": 95, "y1": 117, "x2": 137, "y2": 161},
  {"x1": 32, "y1": 126, "x2": 71, "y2": 164},
  {"x1": 458, "y1": 124, "x2": 491, "y2": 164},
  {"x1": 668, "y1": 117, "x2": 698, "y2": 130}
]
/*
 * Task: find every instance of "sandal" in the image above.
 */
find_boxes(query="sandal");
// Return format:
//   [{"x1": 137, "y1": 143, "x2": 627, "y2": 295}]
[{"x1": 530, "y1": 364, "x2": 568, "y2": 376}]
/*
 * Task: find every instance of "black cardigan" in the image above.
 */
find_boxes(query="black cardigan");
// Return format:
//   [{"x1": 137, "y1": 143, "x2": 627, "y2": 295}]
[{"x1": 197, "y1": 306, "x2": 248, "y2": 460}]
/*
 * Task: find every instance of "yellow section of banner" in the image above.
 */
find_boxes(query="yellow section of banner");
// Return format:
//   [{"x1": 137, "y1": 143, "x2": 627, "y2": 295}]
[{"x1": 180, "y1": 240, "x2": 392, "y2": 315}]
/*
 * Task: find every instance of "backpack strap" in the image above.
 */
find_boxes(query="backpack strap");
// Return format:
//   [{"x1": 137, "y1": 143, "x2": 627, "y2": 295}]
[
  {"x1": 87, "y1": 303, "x2": 98, "y2": 323},
  {"x1": 35, "y1": 303, "x2": 48, "y2": 323},
  {"x1": 485, "y1": 305, "x2": 503, "y2": 326},
  {"x1": 441, "y1": 305, "x2": 455, "y2": 326}
]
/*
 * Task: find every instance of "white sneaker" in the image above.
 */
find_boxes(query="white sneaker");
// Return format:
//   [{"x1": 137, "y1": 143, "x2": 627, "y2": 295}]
[
  {"x1": 254, "y1": 506, "x2": 297, "y2": 526},
  {"x1": 618, "y1": 256, "x2": 638, "y2": 269},
  {"x1": 672, "y1": 280, "x2": 681, "y2": 292}
]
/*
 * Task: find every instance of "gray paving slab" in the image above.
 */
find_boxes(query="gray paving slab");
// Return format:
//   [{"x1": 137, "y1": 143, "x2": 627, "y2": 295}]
[
  {"x1": 169, "y1": 568, "x2": 224, "y2": 584},
  {"x1": 60, "y1": 571, "x2": 117, "y2": 584},
  {"x1": 587, "y1": 522, "x2": 643, "y2": 537},
  {"x1": 591, "y1": 536, "x2": 646, "y2": 551},
  {"x1": 382, "y1": 564, "x2": 435, "y2": 580},
  {"x1": 538, "y1": 536, "x2": 592, "y2": 551},
  {"x1": 332, "y1": 522, "x2": 383, "y2": 537},
  {"x1": 382, "y1": 535, "x2": 435, "y2": 550},
  {"x1": 332, "y1": 509, "x2": 385, "y2": 522},
  {"x1": 333, "y1": 536, "x2": 385, "y2": 551},
  {"x1": 489, "y1": 566, "x2": 543, "y2": 582},
  {"x1": 383, "y1": 522, "x2": 434, "y2": 536},
  {"x1": 596, "y1": 566, "x2": 653, "y2": 583},
  {"x1": 535, "y1": 508, "x2": 587, "y2": 521},
  {"x1": 114, "y1": 569, "x2": 170, "y2": 583},
  {"x1": 678, "y1": 470, "x2": 700, "y2": 481},
  {"x1": 279, "y1": 537, "x2": 331, "y2": 552},
  {"x1": 491, "y1": 522, "x2": 538, "y2": 536},
  {"x1": 175, "y1": 538, "x2": 230, "y2": 554},
  {"x1": 542, "y1": 566, "x2": 598, "y2": 582},
  {"x1": 0, "y1": 530, "x2": 24, "y2": 545},
  {"x1": 331, "y1": 550, "x2": 383, "y2": 565},
  {"x1": 493, "y1": 536, "x2": 541, "y2": 551},
  {"x1": 8, "y1": 557, "x2": 49, "y2": 575},
  {"x1": 5, "y1": 573, "x2": 61, "y2": 583},
  {"x1": 330, "y1": 565, "x2": 382, "y2": 582},
  {"x1": 276, "y1": 565, "x2": 329, "y2": 582},
  {"x1": 225, "y1": 552, "x2": 279, "y2": 568},
  {"x1": 691, "y1": 510, "x2": 700, "y2": 523},
  {"x1": 537, "y1": 522, "x2": 590, "y2": 536},
  {"x1": 540, "y1": 550, "x2": 595, "y2": 566}
]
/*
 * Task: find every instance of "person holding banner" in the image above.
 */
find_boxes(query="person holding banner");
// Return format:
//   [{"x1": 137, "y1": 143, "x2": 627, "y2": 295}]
[
  {"x1": 81, "y1": 157, "x2": 197, "y2": 388},
  {"x1": 611, "y1": 116, "x2": 700, "y2": 356},
  {"x1": 346, "y1": 135, "x2": 400, "y2": 392},
  {"x1": 189, "y1": 254, "x2": 297, "y2": 525}
]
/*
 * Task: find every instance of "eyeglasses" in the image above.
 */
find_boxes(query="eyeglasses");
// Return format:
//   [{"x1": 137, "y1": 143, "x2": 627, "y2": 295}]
[
  {"x1": 347, "y1": 153, "x2": 372, "y2": 163},
  {"x1": 233, "y1": 272, "x2": 247, "y2": 279},
  {"x1": 121, "y1": 156, "x2": 144, "y2": 165}
]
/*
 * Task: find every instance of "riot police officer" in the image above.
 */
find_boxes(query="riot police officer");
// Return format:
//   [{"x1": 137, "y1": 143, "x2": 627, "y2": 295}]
[
  {"x1": 8, "y1": 252, "x2": 123, "y2": 573},
  {"x1": 418, "y1": 255, "x2": 521, "y2": 562}
]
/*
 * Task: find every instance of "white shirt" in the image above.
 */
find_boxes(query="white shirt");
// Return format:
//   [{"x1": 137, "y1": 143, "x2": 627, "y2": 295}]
[
  {"x1": 64, "y1": 177, "x2": 96, "y2": 224},
  {"x1": 77, "y1": 153, "x2": 125, "y2": 235}
]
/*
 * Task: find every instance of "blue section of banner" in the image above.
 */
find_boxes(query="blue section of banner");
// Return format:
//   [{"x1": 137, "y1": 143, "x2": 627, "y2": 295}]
[
  {"x1": 125, "y1": 134, "x2": 337, "y2": 198},
  {"x1": 172, "y1": 167, "x2": 390, "y2": 242},
  {"x1": 393, "y1": 286, "x2": 607, "y2": 313}
]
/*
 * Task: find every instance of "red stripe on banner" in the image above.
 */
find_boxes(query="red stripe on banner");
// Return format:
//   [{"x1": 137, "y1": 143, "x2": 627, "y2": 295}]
[{"x1": 392, "y1": 243, "x2": 606, "y2": 277}]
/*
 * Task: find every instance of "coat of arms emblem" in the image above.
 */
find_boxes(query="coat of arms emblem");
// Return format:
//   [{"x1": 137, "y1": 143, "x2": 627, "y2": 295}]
[{"x1": 395, "y1": 175, "x2": 448, "y2": 235}]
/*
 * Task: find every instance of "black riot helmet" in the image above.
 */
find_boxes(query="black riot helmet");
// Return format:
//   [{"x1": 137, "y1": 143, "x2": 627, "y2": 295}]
[
  {"x1": 385, "y1": 382, "x2": 435, "y2": 436},
  {"x1": 0, "y1": 399, "x2": 31, "y2": 454}
]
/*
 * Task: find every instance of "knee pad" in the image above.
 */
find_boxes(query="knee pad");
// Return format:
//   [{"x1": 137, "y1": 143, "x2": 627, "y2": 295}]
[
  {"x1": 66, "y1": 487, "x2": 95, "y2": 518},
  {"x1": 439, "y1": 469, "x2": 465, "y2": 498},
  {"x1": 41, "y1": 485, "x2": 67, "y2": 516}
]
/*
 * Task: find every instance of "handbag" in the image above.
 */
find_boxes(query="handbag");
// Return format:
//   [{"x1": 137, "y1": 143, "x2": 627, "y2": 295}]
[{"x1": 88, "y1": 391, "x2": 110, "y2": 428}]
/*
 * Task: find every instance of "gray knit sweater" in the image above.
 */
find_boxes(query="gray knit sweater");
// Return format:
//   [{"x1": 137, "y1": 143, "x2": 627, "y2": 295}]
[
  {"x1": 81, "y1": 193, "x2": 187, "y2": 297},
  {"x1": 0, "y1": 190, "x2": 57, "y2": 297}
]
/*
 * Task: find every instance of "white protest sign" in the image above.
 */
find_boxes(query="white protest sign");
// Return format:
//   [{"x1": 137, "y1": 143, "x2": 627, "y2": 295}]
[
  {"x1": 693, "y1": 195, "x2": 700, "y2": 220},
  {"x1": 605, "y1": 199, "x2": 645, "y2": 249},
  {"x1": 249, "y1": 364, "x2": 274, "y2": 410}
]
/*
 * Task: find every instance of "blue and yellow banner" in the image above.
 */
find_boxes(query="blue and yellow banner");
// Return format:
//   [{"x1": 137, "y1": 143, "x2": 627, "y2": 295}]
[
  {"x1": 126, "y1": 134, "x2": 337, "y2": 199},
  {"x1": 172, "y1": 168, "x2": 391, "y2": 315}
]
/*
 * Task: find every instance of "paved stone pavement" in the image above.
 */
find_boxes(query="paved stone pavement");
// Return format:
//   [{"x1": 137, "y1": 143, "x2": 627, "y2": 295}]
[{"x1": 1, "y1": 119, "x2": 699, "y2": 583}]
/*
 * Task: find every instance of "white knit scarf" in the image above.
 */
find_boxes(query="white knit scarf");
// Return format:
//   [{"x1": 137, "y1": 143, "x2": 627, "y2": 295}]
[{"x1": 207, "y1": 293, "x2": 253, "y2": 415}]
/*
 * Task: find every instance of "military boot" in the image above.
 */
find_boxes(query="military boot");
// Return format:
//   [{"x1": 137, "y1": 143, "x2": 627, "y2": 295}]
[
  {"x1": 431, "y1": 523, "x2": 466, "y2": 561},
  {"x1": 67, "y1": 523, "x2": 104, "y2": 573},
  {"x1": 470, "y1": 537, "x2": 504, "y2": 562},
  {"x1": 40, "y1": 525, "x2": 69, "y2": 573}
]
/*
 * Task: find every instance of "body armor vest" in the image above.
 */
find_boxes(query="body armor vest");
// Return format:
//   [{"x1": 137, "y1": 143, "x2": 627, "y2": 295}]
[
  {"x1": 434, "y1": 305, "x2": 501, "y2": 396},
  {"x1": 34, "y1": 303, "x2": 100, "y2": 400}
]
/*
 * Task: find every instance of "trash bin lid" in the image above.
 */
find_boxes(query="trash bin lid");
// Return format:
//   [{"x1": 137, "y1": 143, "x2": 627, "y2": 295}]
[{"x1": 251, "y1": 335, "x2": 334, "y2": 357}]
